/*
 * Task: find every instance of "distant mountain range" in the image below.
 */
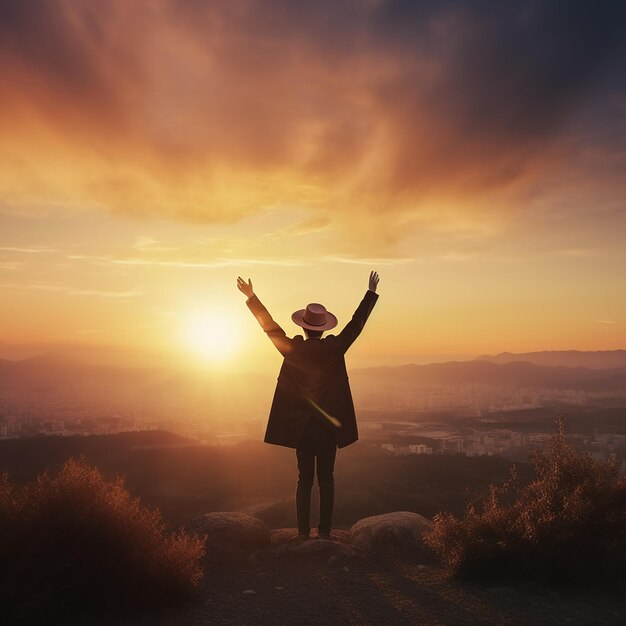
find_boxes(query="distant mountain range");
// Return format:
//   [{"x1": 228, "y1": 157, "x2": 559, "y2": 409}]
[
  {"x1": 2, "y1": 350, "x2": 626, "y2": 394},
  {"x1": 0, "y1": 353, "x2": 273, "y2": 413},
  {"x1": 0, "y1": 353, "x2": 167, "y2": 390},
  {"x1": 353, "y1": 359, "x2": 626, "y2": 392},
  {"x1": 475, "y1": 350, "x2": 626, "y2": 370}
]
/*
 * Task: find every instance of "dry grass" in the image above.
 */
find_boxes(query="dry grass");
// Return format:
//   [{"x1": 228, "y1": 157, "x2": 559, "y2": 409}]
[
  {"x1": 0, "y1": 457, "x2": 205, "y2": 621},
  {"x1": 425, "y1": 419, "x2": 626, "y2": 584}
]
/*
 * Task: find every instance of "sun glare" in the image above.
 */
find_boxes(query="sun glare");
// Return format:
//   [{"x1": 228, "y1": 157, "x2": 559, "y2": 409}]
[{"x1": 180, "y1": 311, "x2": 240, "y2": 363}]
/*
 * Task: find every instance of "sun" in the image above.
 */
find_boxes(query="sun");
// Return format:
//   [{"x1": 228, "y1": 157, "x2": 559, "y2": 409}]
[{"x1": 179, "y1": 311, "x2": 240, "y2": 363}]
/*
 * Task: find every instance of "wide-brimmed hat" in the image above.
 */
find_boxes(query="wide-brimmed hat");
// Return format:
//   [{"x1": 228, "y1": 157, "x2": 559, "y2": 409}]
[{"x1": 291, "y1": 302, "x2": 338, "y2": 331}]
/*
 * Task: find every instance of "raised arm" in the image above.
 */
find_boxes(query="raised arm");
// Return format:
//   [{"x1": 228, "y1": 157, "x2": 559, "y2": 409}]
[
  {"x1": 237, "y1": 277, "x2": 294, "y2": 356},
  {"x1": 334, "y1": 271, "x2": 380, "y2": 354}
]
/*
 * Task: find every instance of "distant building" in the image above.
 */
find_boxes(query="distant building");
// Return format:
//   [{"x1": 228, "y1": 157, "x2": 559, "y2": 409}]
[
  {"x1": 443, "y1": 438, "x2": 464, "y2": 454},
  {"x1": 409, "y1": 444, "x2": 433, "y2": 455}
]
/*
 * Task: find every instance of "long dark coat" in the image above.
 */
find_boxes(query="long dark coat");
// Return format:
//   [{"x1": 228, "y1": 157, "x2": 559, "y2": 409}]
[{"x1": 246, "y1": 289, "x2": 379, "y2": 449}]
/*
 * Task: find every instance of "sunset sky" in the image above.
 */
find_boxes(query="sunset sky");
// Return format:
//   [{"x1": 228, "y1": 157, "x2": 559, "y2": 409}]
[{"x1": 1, "y1": 0, "x2": 625, "y2": 371}]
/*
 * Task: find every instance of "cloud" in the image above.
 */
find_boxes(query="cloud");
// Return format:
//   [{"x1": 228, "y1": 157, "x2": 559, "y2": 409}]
[
  {"x1": 321, "y1": 255, "x2": 413, "y2": 266},
  {"x1": 0, "y1": 0, "x2": 625, "y2": 255},
  {"x1": 278, "y1": 217, "x2": 332, "y2": 237},
  {"x1": 0, "y1": 246, "x2": 57, "y2": 253},
  {"x1": 0, "y1": 245, "x2": 58, "y2": 272},
  {"x1": 130, "y1": 236, "x2": 178, "y2": 252},
  {"x1": 0, "y1": 282, "x2": 143, "y2": 298},
  {"x1": 66, "y1": 254, "x2": 308, "y2": 269}
]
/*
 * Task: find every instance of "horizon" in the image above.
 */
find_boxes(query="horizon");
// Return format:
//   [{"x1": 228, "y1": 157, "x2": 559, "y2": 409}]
[{"x1": 1, "y1": 345, "x2": 626, "y2": 371}]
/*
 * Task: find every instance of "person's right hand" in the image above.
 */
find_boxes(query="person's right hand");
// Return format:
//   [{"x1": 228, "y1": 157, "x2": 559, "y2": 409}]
[
  {"x1": 368, "y1": 271, "x2": 379, "y2": 293},
  {"x1": 237, "y1": 276, "x2": 254, "y2": 298}
]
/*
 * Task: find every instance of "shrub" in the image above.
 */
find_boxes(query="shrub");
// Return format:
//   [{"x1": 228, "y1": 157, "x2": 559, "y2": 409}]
[
  {"x1": 0, "y1": 457, "x2": 205, "y2": 621},
  {"x1": 424, "y1": 419, "x2": 626, "y2": 584}
]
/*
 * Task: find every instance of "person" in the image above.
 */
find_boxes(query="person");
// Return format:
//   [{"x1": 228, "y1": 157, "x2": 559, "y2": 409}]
[{"x1": 237, "y1": 271, "x2": 380, "y2": 539}]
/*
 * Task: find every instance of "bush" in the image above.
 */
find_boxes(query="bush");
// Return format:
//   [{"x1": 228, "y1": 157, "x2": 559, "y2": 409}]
[
  {"x1": 425, "y1": 419, "x2": 626, "y2": 584},
  {"x1": 0, "y1": 457, "x2": 205, "y2": 621}
]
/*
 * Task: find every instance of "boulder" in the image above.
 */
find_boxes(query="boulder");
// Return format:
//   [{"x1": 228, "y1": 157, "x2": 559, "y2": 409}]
[
  {"x1": 270, "y1": 528, "x2": 351, "y2": 546},
  {"x1": 350, "y1": 511, "x2": 433, "y2": 556},
  {"x1": 270, "y1": 528, "x2": 300, "y2": 546},
  {"x1": 274, "y1": 537, "x2": 356, "y2": 559},
  {"x1": 269, "y1": 528, "x2": 355, "y2": 559},
  {"x1": 187, "y1": 512, "x2": 270, "y2": 556},
  {"x1": 288, "y1": 538, "x2": 355, "y2": 559}
]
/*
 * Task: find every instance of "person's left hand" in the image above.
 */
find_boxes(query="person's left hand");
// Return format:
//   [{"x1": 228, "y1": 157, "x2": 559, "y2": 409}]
[
  {"x1": 368, "y1": 270, "x2": 380, "y2": 293},
  {"x1": 237, "y1": 276, "x2": 254, "y2": 298}
]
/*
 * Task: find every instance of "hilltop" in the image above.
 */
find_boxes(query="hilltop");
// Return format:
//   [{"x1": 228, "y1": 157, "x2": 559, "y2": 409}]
[
  {"x1": 2, "y1": 432, "x2": 625, "y2": 625},
  {"x1": 100, "y1": 510, "x2": 626, "y2": 626}
]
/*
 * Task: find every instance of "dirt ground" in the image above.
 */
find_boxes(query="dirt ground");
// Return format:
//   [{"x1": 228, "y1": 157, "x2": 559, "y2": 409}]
[{"x1": 100, "y1": 539, "x2": 626, "y2": 626}]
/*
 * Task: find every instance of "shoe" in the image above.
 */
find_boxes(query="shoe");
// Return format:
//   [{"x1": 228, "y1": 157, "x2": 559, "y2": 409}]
[
  {"x1": 290, "y1": 532, "x2": 310, "y2": 544},
  {"x1": 316, "y1": 531, "x2": 337, "y2": 541}
]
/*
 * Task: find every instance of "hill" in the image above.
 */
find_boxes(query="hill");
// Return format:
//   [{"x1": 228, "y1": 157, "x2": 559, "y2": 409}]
[
  {"x1": 0, "y1": 353, "x2": 273, "y2": 418},
  {"x1": 0, "y1": 431, "x2": 529, "y2": 528},
  {"x1": 4, "y1": 352, "x2": 626, "y2": 399},
  {"x1": 105, "y1": 539, "x2": 626, "y2": 626},
  {"x1": 3, "y1": 432, "x2": 624, "y2": 625},
  {"x1": 353, "y1": 360, "x2": 626, "y2": 391},
  {"x1": 475, "y1": 349, "x2": 626, "y2": 369}
]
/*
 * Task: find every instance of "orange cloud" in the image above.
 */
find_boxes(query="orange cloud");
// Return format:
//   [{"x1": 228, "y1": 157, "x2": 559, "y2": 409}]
[{"x1": 0, "y1": 0, "x2": 625, "y2": 257}]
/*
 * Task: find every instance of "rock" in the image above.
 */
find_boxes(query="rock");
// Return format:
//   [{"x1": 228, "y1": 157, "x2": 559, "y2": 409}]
[
  {"x1": 270, "y1": 528, "x2": 352, "y2": 546},
  {"x1": 243, "y1": 589, "x2": 256, "y2": 595},
  {"x1": 290, "y1": 538, "x2": 356, "y2": 559},
  {"x1": 271, "y1": 534, "x2": 356, "y2": 559},
  {"x1": 350, "y1": 511, "x2": 433, "y2": 556},
  {"x1": 321, "y1": 529, "x2": 351, "y2": 544},
  {"x1": 187, "y1": 512, "x2": 271, "y2": 555},
  {"x1": 270, "y1": 528, "x2": 300, "y2": 545}
]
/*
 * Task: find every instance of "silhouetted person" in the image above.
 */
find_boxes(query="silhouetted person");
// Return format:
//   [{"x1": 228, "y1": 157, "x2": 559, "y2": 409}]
[{"x1": 237, "y1": 271, "x2": 380, "y2": 539}]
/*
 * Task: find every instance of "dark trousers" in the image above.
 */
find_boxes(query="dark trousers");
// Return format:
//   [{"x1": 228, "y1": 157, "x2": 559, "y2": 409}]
[{"x1": 295, "y1": 417, "x2": 337, "y2": 535}]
